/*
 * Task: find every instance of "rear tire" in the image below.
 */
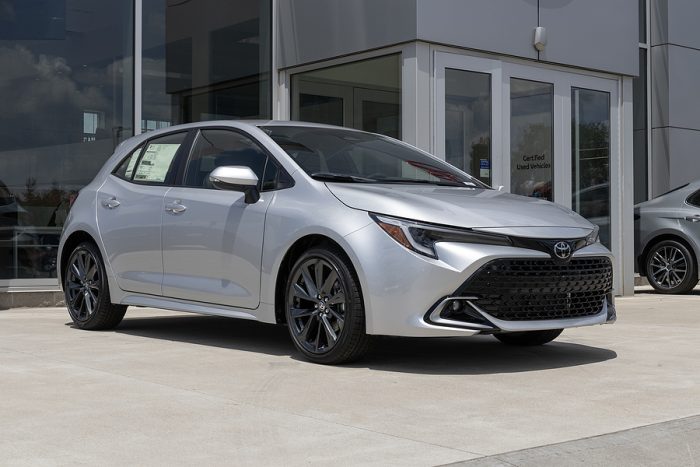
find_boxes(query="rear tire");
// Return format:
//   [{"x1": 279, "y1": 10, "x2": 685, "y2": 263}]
[
  {"x1": 64, "y1": 242, "x2": 127, "y2": 330},
  {"x1": 644, "y1": 240, "x2": 698, "y2": 294},
  {"x1": 494, "y1": 329, "x2": 563, "y2": 346},
  {"x1": 284, "y1": 245, "x2": 370, "y2": 364}
]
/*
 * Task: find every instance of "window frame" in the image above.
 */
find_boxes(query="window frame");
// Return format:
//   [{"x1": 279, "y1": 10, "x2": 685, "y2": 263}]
[{"x1": 176, "y1": 126, "x2": 294, "y2": 192}]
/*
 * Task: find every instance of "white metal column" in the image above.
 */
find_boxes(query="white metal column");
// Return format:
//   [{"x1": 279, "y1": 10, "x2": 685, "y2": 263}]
[{"x1": 401, "y1": 42, "x2": 431, "y2": 152}]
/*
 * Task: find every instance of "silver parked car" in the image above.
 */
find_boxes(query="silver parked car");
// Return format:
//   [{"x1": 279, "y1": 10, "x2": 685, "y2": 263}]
[
  {"x1": 635, "y1": 181, "x2": 700, "y2": 294},
  {"x1": 58, "y1": 121, "x2": 615, "y2": 364}
]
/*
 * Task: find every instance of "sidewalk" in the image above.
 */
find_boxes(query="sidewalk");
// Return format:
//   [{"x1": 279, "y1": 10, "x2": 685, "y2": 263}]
[{"x1": 1, "y1": 292, "x2": 698, "y2": 466}]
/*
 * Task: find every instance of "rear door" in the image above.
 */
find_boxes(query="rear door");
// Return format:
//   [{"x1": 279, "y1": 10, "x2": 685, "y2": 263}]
[
  {"x1": 97, "y1": 131, "x2": 189, "y2": 295},
  {"x1": 161, "y1": 128, "x2": 282, "y2": 308}
]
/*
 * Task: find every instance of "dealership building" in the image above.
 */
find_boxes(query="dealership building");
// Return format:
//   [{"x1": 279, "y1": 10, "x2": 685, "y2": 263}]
[{"x1": 0, "y1": 0, "x2": 696, "y2": 301}]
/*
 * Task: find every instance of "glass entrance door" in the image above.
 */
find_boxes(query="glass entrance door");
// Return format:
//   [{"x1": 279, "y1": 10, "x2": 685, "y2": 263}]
[
  {"x1": 509, "y1": 78, "x2": 554, "y2": 201},
  {"x1": 437, "y1": 54, "x2": 618, "y2": 237},
  {"x1": 572, "y1": 88, "x2": 612, "y2": 246},
  {"x1": 436, "y1": 51, "x2": 620, "y2": 287}
]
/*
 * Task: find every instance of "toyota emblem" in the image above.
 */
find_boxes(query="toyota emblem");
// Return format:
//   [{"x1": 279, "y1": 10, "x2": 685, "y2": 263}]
[{"x1": 553, "y1": 241, "x2": 572, "y2": 260}]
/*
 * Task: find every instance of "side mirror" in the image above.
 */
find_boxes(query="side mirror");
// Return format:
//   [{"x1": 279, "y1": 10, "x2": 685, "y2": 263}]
[{"x1": 209, "y1": 166, "x2": 260, "y2": 204}]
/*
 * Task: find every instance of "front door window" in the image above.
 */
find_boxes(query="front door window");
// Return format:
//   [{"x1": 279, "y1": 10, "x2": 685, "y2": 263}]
[{"x1": 510, "y1": 79, "x2": 554, "y2": 201}]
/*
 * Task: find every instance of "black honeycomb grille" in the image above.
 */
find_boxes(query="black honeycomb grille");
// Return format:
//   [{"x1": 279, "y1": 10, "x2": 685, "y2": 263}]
[{"x1": 457, "y1": 257, "x2": 613, "y2": 321}]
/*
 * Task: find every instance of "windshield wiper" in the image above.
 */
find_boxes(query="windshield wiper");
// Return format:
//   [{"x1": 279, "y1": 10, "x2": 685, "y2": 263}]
[
  {"x1": 309, "y1": 172, "x2": 376, "y2": 183},
  {"x1": 372, "y1": 177, "x2": 470, "y2": 187}
]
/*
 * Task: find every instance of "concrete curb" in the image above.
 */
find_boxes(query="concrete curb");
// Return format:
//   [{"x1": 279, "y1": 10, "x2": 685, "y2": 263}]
[{"x1": 0, "y1": 291, "x2": 64, "y2": 310}]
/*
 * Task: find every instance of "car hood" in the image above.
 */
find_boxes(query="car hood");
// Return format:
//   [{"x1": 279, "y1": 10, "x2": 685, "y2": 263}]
[{"x1": 326, "y1": 183, "x2": 595, "y2": 235}]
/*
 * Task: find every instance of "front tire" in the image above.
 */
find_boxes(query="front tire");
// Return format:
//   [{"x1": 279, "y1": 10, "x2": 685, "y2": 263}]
[
  {"x1": 64, "y1": 242, "x2": 127, "y2": 330},
  {"x1": 644, "y1": 240, "x2": 698, "y2": 294},
  {"x1": 284, "y1": 245, "x2": 370, "y2": 364},
  {"x1": 494, "y1": 329, "x2": 563, "y2": 346}
]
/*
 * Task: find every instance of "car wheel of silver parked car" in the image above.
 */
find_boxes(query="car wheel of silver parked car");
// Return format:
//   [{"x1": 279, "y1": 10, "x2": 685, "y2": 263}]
[
  {"x1": 64, "y1": 242, "x2": 127, "y2": 330},
  {"x1": 644, "y1": 240, "x2": 698, "y2": 294},
  {"x1": 285, "y1": 245, "x2": 370, "y2": 364},
  {"x1": 494, "y1": 329, "x2": 563, "y2": 346}
]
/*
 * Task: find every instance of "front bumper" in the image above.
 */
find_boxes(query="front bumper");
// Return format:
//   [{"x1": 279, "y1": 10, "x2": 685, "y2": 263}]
[
  {"x1": 425, "y1": 293, "x2": 615, "y2": 333},
  {"x1": 344, "y1": 223, "x2": 615, "y2": 337}
]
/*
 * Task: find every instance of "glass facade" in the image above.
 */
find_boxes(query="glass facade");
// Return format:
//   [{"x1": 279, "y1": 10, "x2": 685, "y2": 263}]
[
  {"x1": 142, "y1": 0, "x2": 272, "y2": 130},
  {"x1": 510, "y1": 79, "x2": 554, "y2": 201},
  {"x1": 291, "y1": 55, "x2": 401, "y2": 139},
  {"x1": 0, "y1": 1, "x2": 134, "y2": 280},
  {"x1": 0, "y1": 0, "x2": 272, "y2": 283},
  {"x1": 444, "y1": 69, "x2": 491, "y2": 184},
  {"x1": 571, "y1": 88, "x2": 611, "y2": 248},
  {"x1": 0, "y1": 3, "x2": 638, "y2": 289}
]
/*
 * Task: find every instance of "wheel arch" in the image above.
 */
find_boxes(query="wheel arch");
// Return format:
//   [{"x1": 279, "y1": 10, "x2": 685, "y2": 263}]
[
  {"x1": 273, "y1": 234, "x2": 363, "y2": 324},
  {"x1": 59, "y1": 230, "x2": 99, "y2": 286}
]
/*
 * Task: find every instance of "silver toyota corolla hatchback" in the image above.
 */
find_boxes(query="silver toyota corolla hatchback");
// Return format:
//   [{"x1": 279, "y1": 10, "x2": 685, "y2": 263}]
[{"x1": 58, "y1": 121, "x2": 615, "y2": 364}]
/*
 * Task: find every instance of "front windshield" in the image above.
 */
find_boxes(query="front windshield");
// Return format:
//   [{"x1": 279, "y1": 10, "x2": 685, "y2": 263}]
[{"x1": 261, "y1": 126, "x2": 488, "y2": 188}]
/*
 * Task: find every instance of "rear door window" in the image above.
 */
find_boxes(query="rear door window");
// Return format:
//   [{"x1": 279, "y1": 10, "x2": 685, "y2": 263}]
[
  {"x1": 132, "y1": 132, "x2": 187, "y2": 185},
  {"x1": 113, "y1": 145, "x2": 143, "y2": 180}
]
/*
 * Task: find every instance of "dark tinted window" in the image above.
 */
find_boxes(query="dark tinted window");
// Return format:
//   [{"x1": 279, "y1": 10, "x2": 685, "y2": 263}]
[
  {"x1": 132, "y1": 132, "x2": 187, "y2": 185},
  {"x1": 261, "y1": 159, "x2": 294, "y2": 191},
  {"x1": 687, "y1": 190, "x2": 700, "y2": 208},
  {"x1": 184, "y1": 130, "x2": 268, "y2": 189},
  {"x1": 114, "y1": 146, "x2": 144, "y2": 181}
]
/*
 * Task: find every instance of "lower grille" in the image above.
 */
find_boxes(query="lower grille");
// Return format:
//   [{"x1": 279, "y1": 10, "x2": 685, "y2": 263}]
[{"x1": 456, "y1": 257, "x2": 613, "y2": 321}]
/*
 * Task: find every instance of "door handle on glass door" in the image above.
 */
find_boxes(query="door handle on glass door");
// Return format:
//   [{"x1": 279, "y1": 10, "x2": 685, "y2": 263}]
[
  {"x1": 165, "y1": 201, "x2": 187, "y2": 214},
  {"x1": 101, "y1": 198, "x2": 120, "y2": 209}
]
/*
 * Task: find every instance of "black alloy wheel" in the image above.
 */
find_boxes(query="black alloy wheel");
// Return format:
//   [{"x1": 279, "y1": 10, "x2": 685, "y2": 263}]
[
  {"x1": 64, "y1": 242, "x2": 127, "y2": 330},
  {"x1": 285, "y1": 246, "x2": 369, "y2": 364},
  {"x1": 645, "y1": 240, "x2": 698, "y2": 294}
]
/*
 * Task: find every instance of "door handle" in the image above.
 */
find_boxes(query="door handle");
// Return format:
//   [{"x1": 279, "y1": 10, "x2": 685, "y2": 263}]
[
  {"x1": 165, "y1": 200, "x2": 187, "y2": 214},
  {"x1": 685, "y1": 215, "x2": 700, "y2": 223},
  {"x1": 101, "y1": 197, "x2": 120, "y2": 209}
]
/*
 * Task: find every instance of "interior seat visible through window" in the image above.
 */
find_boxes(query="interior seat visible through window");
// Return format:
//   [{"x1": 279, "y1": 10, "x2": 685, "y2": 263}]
[{"x1": 184, "y1": 129, "x2": 269, "y2": 189}]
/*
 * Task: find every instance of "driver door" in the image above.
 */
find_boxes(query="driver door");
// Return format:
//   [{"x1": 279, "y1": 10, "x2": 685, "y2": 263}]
[{"x1": 161, "y1": 129, "x2": 276, "y2": 309}]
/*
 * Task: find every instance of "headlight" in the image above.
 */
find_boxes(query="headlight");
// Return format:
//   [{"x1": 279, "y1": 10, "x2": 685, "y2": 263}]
[
  {"x1": 370, "y1": 213, "x2": 512, "y2": 259},
  {"x1": 585, "y1": 225, "x2": 600, "y2": 246}
]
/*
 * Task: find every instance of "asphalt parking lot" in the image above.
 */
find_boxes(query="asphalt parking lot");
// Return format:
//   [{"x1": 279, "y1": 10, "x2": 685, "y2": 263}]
[{"x1": 1, "y1": 291, "x2": 699, "y2": 466}]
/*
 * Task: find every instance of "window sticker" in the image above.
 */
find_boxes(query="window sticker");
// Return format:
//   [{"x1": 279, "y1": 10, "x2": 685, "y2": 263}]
[{"x1": 134, "y1": 143, "x2": 180, "y2": 182}]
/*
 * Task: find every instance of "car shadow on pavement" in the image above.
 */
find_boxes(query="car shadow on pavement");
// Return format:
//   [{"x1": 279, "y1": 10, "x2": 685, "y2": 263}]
[
  {"x1": 112, "y1": 314, "x2": 617, "y2": 375},
  {"x1": 113, "y1": 314, "x2": 293, "y2": 355},
  {"x1": 361, "y1": 336, "x2": 616, "y2": 375}
]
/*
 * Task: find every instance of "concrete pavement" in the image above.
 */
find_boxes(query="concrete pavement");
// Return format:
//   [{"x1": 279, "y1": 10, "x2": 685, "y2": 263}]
[{"x1": 0, "y1": 292, "x2": 699, "y2": 466}]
